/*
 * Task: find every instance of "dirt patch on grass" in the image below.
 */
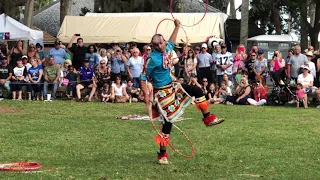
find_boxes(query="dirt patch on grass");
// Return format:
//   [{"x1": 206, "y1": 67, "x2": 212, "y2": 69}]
[{"x1": 0, "y1": 106, "x2": 20, "y2": 114}]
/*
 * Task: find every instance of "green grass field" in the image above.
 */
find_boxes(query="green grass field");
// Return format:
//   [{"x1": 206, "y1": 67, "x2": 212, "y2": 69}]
[{"x1": 0, "y1": 101, "x2": 320, "y2": 180}]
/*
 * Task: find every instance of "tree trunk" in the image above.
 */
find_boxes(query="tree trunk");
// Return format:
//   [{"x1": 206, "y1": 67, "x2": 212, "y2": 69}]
[
  {"x1": 272, "y1": 0, "x2": 281, "y2": 34},
  {"x1": 308, "y1": 0, "x2": 316, "y2": 27},
  {"x1": 300, "y1": 2, "x2": 309, "y2": 51},
  {"x1": 178, "y1": 0, "x2": 184, "y2": 13},
  {"x1": 308, "y1": 0, "x2": 320, "y2": 50},
  {"x1": 230, "y1": 0, "x2": 236, "y2": 19},
  {"x1": 94, "y1": 0, "x2": 100, "y2": 12},
  {"x1": 240, "y1": 0, "x2": 249, "y2": 47},
  {"x1": 60, "y1": 0, "x2": 72, "y2": 25},
  {"x1": 309, "y1": 30, "x2": 319, "y2": 50}
]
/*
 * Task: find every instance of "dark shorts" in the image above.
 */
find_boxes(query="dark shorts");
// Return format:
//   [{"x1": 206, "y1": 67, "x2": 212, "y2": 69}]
[{"x1": 79, "y1": 80, "x2": 93, "y2": 88}]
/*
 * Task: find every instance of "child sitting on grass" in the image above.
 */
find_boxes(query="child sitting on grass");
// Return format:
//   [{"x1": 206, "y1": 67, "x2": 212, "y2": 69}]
[
  {"x1": 296, "y1": 83, "x2": 308, "y2": 108},
  {"x1": 217, "y1": 81, "x2": 232, "y2": 103},
  {"x1": 235, "y1": 68, "x2": 243, "y2": 86},
  {"x1": 126, "y1": 80, "x2": 141, "y2": 102},
  {"x1": 208, "y1": 83, "x2": 218, "y2": 104},
  {"x1": 101, "y1": 83, "x2": 111, "y2": 103}
]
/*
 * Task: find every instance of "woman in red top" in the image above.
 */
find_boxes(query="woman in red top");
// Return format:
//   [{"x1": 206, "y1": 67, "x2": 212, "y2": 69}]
[{"x1": 247, "y1": 76, "x2": 268, "y2": 106}]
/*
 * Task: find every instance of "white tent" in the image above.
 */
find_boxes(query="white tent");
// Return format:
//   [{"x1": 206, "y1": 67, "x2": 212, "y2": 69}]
[
  {"x1": 57, "y1": 12, "x2": 228, "y2": 43},
  {"x1": 0, "y1": 14, "x2": 43, "y2": 41},
  {"x1": 247, "y1": 35, "x2": 297, "y2": 42}
]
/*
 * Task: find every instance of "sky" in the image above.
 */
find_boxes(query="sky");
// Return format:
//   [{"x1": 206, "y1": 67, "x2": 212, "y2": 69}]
[{"x1": 227, "y1": 0, "x2": 242, "y2": 19}]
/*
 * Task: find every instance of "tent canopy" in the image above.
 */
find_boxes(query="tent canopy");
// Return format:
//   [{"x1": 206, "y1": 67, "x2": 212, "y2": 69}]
[
  {"x1": 0, "y1": 14, "x2": 43, "y2": 41},
  {"x1": 57, "y1": 12, "x2": 228, "y2": 44},
  {"x1": 248, "y1": 35, "x2": 296, "y2": 42}
]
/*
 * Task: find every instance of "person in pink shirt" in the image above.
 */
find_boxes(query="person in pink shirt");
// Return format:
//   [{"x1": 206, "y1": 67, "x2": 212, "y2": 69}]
[
  {"x1": 296, "y1": 83, "x2": 308, "y2": 108},
  {"x1": 270, "y1": 50, "x2": 286, "y2": 84},
  {"x1": 247, "y1": 76, "x2": 268, "y2": 106}
]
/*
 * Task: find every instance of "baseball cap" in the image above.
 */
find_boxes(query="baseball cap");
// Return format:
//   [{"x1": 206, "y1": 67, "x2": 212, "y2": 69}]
[
  {"x1": 201, "y1": 43, "x2": 208, "y2": 48},
  {"x1": 302, "y1": 65, "x2": 310, "y2": 70},
  {"x1": 147, "y1": 46, "x2": 151, "y2": 50},
  {"x1": 22, "y1": 55, "x2": 28, "y2": 59},
  {"x1": 258, "y1": 49, "x2": 264, "y2": 54},
  {"x1": 84, "y1": 59, "x2": 89, "y2": 63}
]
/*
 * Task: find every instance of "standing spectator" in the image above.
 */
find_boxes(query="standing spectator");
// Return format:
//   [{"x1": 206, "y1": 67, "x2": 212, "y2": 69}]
[
  {"x1": 286, "y1": 49, "x2": 294, "y2": 65},
  {"x1": 111, "y1": 48, "x2": 127, "y2": 81},
  {"x1": 68, "y1": 35, "x2": 87, "y2": 69},
  {"x1": 0, "y1": 56, "x2": 12, "y2": 100},
  {"x1": 270, "y1": 50, "x2": 286, "y2": 85},
  {"x1": 295, "y1": 83, "x2": 308, "y2": 108},
  {"x1": 99, "y1": 48, "x2": 109, "y2": 64},
  {"x1": 95, "y1": 59, "x2": 111, "y2": 91},
  {"x1": 36, "y1": 43, "x2": 45, "y2": 62},
  {"x1": 215, "y1": 42, "x2": 233, "y2": 85},
  {"x1": 123, "y1": 47, "x2": 131, "y2": 59},
  {"x1": 9, "y1": 40, "x2": 25, "y2": 66},
  {"x1": 184, "y1": 49, "x2": 197, "y2": 80},
  {"x1": 27, "y1": 44, "x2": 40, "y2": 59},
  {"x1": 287, "y1": 45, "x2": 308, "y2": 82},
  {"x1": 66, "y1": 65, "x2": 78, "y2": 99},
  {"x1": 211, "y1": 44, "x2": 221, "y2": 84},
  {"x1": 85, "y1": 45, "x2": 100, "y2": 68},
  {"x1": 48, "y1": 40, "x2": 68, "y2": 65},
  {"x1": 305, "y1": 51, "x2": 316, "y2": 79},
  {"x1": 194, "y1": 46, "x2": 200, "y2": 58},
  {"x1": 127, "y1": 48, "x2": 143, "y2": 88},
  {"x1": 142, "y1": 45, "x2": 151, "y2": 61},
  {"x1": 253, "y1": 49, "x2": 268, "y2": 83},
  {"x1": 11, "y1": 58, "x2": 27, "y2": 100},
  {"x1": 28, "y1": 58, "x2": 43, "y2": 100},
  {"x1": 110, "y1": 76, "x2": 129, "y2": 103},
  {"x1": 76, "y1": 60, "x2": 96, "y2": 102},
  {"x1": 197, "y1": 43, "x2": 213, "y2": 83},
  {"x1": 60, "y1": 44, "x2": 72, "y2": 60},
  {"x1": 246, "y1": 52, "x2": 257, "y2": 83},
  {"x1": 247, "y1": 76, "x2": 268, "y2": 106},
  {"x1": 0, "y1": 43, "x2": 9, "y2": 65},
  {"x1": 43, "y1": 57, "x2": 60, "y2": 100},
  {"x1": 316, "y1": 50, "x2": 320, "y2": 87},
  {"x1": 233, "y1": 45, "x2": 247, "y2": 75},
  {"x1": 225, "y1": 77, "x2": 251, "y2": 105}
]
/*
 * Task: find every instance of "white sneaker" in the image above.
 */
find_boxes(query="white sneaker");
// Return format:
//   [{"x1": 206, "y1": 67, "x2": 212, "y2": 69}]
[
  {"x1": 0, "y1": 98, "x2": 4, "y2": 101},
  {"x1": 288, "y1": 99, "x2": 295, "y2": 104},
  {"x1": 317, "y1": 105, "x2": 320, "y2": 109},
  {"x1": 226, "y1": 101, "x2": 233, "y2": 105},
  {"x1": 158, "y1": 157, "x2": 169, "y2": 165}
]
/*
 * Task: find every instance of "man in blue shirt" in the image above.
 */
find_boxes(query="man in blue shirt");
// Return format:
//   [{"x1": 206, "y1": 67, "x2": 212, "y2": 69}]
[
  {"x1": 76, "y1": 59, "x2": 97, "y2": 102},
  {"x1": 48, "y1": 40, "x2": 68, "y2": 64},
  {"x1": 146, "y1": 19, "x2": 224, "y2": 165}
]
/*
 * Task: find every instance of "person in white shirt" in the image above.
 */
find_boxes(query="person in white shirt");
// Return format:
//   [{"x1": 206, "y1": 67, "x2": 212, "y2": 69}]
[
  {"x1": 306, "y1": 51, "x2": 316, "y2": 79},
  {"x1": 297, "y1": 66, "x2": 316, "y2": 97},
  {"x1": 126, "y1": 48, "x2": 144, "y2": 88},
  {"x1": 215, "y1": 42, "x2": 233, "y2": 85},
  {"x1": 197, "y1": 43, "x2": 213, "y2": 83}
]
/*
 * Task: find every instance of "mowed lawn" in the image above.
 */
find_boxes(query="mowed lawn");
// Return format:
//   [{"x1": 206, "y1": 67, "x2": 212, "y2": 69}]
[{"x1": 0, "y1": 101, "x2": 320, "y2": 180}]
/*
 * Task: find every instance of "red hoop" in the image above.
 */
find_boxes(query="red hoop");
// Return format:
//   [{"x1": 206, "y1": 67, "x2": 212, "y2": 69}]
[
  {"x1": 0, "y1": 162, "x2": 42, "y2": 171},
  {"x1": 169, "y1": 0, "x2": 208, "y2": 27}
]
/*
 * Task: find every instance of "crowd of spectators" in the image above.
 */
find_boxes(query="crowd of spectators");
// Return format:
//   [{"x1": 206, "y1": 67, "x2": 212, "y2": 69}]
[{"x1": 0, "y1": 36, "x2": 320, "y2": 108}]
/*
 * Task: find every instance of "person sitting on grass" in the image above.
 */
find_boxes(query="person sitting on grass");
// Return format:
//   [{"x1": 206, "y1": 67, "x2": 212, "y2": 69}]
[
  {"x1": 217, "y1": 80, "x2": 232, "y2": 103},
  {"x1": 66, "y1": 65, "x2": 78, "y2": 99},
  {"x1": 222, "y1": 73, "x2": 234, "y2": 89},
  {"x1": 11, "y1": 58, "x2": 27, "y2": 100},
  {"x1": 295, "y1": 83, "x2": 308, "y2": 108},
  {"x1": 247, "y1": 76, "x2": 268, "y2": 106},
  {"x1": 76, "y1": 59, "x2": 96, "y2": 102},
  {"x1": 225, "y1": 77, "x2": 251, "y2": 105},
  {"x1": 110, "y1": 76, "x2": 129, "y2": 103},
  {"x1": 208, "y1": 83, "x2": 218, "y2": 104},
  {"x1": 101, "y1": 83, "x2": 110, "y2": 103},
  {"x1": 235, "y1": 68, "x2": 243, "y2": 87},
  {"x1": 126, "y1": 80, "x2": 141, "y2": 102},
  {"x1": 28, "y1": 57, "x2": 43, "y2": 100}
]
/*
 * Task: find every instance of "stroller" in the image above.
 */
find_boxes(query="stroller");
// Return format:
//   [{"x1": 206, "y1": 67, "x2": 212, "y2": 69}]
[{"x1": 267, "y1": 72, "x2": 297, "y2": 106}]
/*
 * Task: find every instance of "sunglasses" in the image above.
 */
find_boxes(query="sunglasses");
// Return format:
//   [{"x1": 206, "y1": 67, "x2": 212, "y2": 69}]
[
  {"x1": 203, "y1": 80, "x2": 208, "y2": 82},
  {"x1": 251, "y1": 54, "x2": 256, "y2": 56},
  {"x1": 195, "y1": 48, "x2": 200, "y2": 51},
  {"x1": 100, "y1": 63, "x2": 106, "y2": 65},
  {"x1": 221, "y1": 46, "x2": 226, "y2": 48},
  {"x1": 147, "y1": 49, "x2": 151, "y2": 51}
]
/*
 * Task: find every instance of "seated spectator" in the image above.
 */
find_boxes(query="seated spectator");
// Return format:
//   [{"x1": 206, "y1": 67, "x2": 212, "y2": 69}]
[
  {"x1": 85, "y1": 45, "x2": 99, "y2": 69},
  {"x1": 22, "y1": 55, "x2": 32, "y2": 100},
  {"x1": 247, "y1": 76, "x2": 268, "y2": 106},
  {"x1": 217, "y1": 81, "x2": 232, "y2": 103},
  {"x1": 222, "y1": 73, "x2": 234, "y2": 89},
  {"x1": 101, "y1": 83, "x2": 111, "y2": 103},
  {"x1": 28, "y1": 58, "x2": 43, "y2": 100},
  {"x1": 253, "y1": 49, "x2": 267, "y2": 83},
  {"x1": 126, "y1": 80, "x2": 141, "y2": 102},
  {"x1": 225, "y1": 77, "x2": 251, "y2": 105},
  {"x1": 178, "y1": 76, "x2": 185, "y2": 84},
  {"x1": 295, "y1": 83, "x2": 308, "y2": 108},
  {"x1": 62, "y1": 59, "x2": 72, "y2": 76},
  {"x1": 11, "y1": 58, "x2": 27, "y2": 100},
  {"x1": 241, "y1": 70, "x2": 249, "y2": 80},
  {"x1": 188, "y1": 75, "x2": 201, "y2": 88},
  {"x1": 110, "y1": 76, "x2": 129, "y2": 103},
  {"x1": 297, "y1": 65, "x2": 317, "y2": 102},
  {"x1": 127, "y1": 48, "x2": 143, "y2": 88},
  {"x1": 316, "y1": 88, "x2": 320, "y2": 108},
  {"x1": 66, "y1": 65, "x2": 78, "y2": 99},
  {"x1": 234, "y1": 68, "x2": 243, "y2": 87},
  {"x1": 246, "y1": 51, "x2": 257, "y2": 83},
  {"x1": 76, "y1": 60, "x2": 96, "y2": 102},
  {"x1": 43, "y1": 57, "x2": 60, "y2": 101},
  {"x1": 0, "y1": 56, "x2": 12, "y2": 100},
  {"x1": 208, "y1": 83, "x2": 218, "y2": 104},
  {"x1": 201, "y1": 77, "x2": 209, "y2": 96},
  {"x1": 56, "y1": 63, "x2": 64, "y2": 87}
]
